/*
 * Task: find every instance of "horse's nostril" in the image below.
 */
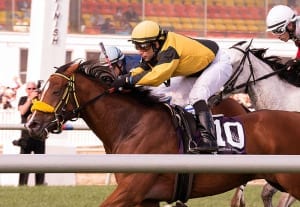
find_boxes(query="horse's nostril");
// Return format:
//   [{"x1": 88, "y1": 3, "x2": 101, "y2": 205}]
[{"x1": 26, "y1": 120, "x2": 39, "y2": 129}]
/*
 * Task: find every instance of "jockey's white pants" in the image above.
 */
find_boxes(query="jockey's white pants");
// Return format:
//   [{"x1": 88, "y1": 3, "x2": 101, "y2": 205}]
[
  {"x1": 189, "y1": 49, "x2": 232, "y2": 105},
  {"x1": 151, "y1": 49, "x2": 232, "y2": 106}
]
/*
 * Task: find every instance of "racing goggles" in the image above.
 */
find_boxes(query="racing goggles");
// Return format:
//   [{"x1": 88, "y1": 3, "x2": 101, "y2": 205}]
[
  {"x1": 134, "y1": 42, "x2": 152, "y2": 51},
  {"x1": 271, "y1": 26, "x2": 286, "y2": 35}
]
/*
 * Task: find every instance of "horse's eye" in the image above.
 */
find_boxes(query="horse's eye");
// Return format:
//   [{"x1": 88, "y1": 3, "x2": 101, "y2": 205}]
[
  {"x1": 53, "y1": 90, "x2": 61, "y2": 96},
  {"x1": 101, "y1": 76, "x2": 113, "y2": 84}
]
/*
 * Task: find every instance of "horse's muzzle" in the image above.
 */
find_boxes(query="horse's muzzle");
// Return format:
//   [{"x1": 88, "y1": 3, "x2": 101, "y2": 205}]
[{"x1": 25, "y1": 119, "x2": 51, "y2": 140}]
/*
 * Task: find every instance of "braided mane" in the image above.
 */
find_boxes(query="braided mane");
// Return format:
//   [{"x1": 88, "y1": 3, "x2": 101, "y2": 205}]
[
  {"x1": 250, "y1": 48, "x2": 300, "y2": 86},
  {"x1": 78, "y1": 60, "x2": 163, "y2": 106},
  {"x1": 250, "y1": 48, "x2": 285, "y2": 70}
]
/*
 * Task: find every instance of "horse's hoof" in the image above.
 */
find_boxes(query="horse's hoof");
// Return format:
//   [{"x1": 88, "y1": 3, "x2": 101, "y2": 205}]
[{"x1": 174, "y1": 201, "x2": 188, "y2": 207}]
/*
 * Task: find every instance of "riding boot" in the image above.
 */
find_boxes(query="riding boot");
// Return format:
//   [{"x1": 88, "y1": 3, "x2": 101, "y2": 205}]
[{"x1": 191, "y1": 100, "x2": 218, "y2": 153}]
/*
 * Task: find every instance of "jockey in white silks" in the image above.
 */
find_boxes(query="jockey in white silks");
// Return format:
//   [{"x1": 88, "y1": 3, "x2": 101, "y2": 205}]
[
  {"x1": 266, "y1": 5, "x2": 300, "y2": 62},
  {"x1": 110, "y1": 20, "x2": 233, "y2": 153}
]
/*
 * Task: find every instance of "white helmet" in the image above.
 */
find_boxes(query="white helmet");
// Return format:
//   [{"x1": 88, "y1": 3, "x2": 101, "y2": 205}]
[
  {"x1": 266, "y1": 5, "x2": 296, "y2": 34},
  {"x1": 99, "y1": 46, "x2": 125, "y2": 66}
]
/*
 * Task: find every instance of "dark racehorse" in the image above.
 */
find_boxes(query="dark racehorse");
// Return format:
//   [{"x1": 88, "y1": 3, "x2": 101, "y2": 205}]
[{"x1": 26, "y1": 61, "x2": 300, "y2": 207}]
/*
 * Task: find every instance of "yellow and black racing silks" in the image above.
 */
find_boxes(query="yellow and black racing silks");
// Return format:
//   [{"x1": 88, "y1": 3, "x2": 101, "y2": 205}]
[{"x1": 129, "y1": 32, "x2": 219, "y2": 86}]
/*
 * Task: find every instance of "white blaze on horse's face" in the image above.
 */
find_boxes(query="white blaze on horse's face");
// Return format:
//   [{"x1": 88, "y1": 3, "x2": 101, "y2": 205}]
[{"x1": 39, "y1": 81, "x2": 50, "y2": 101}]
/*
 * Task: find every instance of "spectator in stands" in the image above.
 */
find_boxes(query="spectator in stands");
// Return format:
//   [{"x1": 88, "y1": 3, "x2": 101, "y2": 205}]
[
  {"x1": 1, "y1": 95, "x2": 13, "y2": 109},
  {"x1": 91, "y1": 13, "x2": 104, "y2": 27},
  {"x1": 11, "y1": 76, "x2": 22, "y2": 92},
  {"x1": 0, "y1": 85, "x2": 5, "y2": 104},
  {"x1": 100, "y1": 18, "x2": 115, "y2": 34},
  {"x1": 17, "y1": 0, "x2": 30, "y2": 11},
  {"x1": 17, "y1": 0, "x2": 30, "y2": 18},
  {"x1": 266, "y1": 5, "x2": 300, "y2": 66},
  {"x1": 288, "y1": 0, "x2": 297, "y2": 8},
  {"x1": 111, "y1": 20, "x2": 233, "y2": 153},
  {"x1": 117, "y1": 20, "x2": 132, "y2": 35},
  {"x1": 124, "y1": 6, "x2": 139, "y2": 22},
  {"x1": 114, "y1": 7, "x2": 124, "y2": 26},
  {"x1": 2, "y1": 87, "x2": 17, "y2": 109},
  {"x1": 12, "y1": 81, "x2": 46, "y2": 186}
]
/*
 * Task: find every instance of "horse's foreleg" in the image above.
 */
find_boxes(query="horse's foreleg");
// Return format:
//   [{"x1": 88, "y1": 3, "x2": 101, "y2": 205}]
[
  {"x1": 99, "y1": 174, "x2": 159, "y2": 207},
  {"x1": 277, "y1": 193, "x2": 296, "y2": 207},
  {"x1": 261, "y1": 183, "x2": 277, "y2": 207},
  {"x1": 285, "y1": 195, "x2": 296, "y2": 207},
  {"x1": 175, "y1": 201, "x2": 188, "y2": 207},
  {"x1": 231, "y1": 185, "x2": 246, "y2": 207}
]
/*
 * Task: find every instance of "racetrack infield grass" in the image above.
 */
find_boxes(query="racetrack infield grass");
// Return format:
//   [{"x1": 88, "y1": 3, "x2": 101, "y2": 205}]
[{"x1": 0, "y1": 185, "x2": 298, "y2": 207}]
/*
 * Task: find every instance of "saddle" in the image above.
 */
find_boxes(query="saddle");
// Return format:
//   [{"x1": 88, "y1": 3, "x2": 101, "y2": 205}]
[
  {"x1": 166, "y1": 104, "x2": 246, "y2": 205},
  {"x1": 172, "y1": 105, "x2": 246, "y2": 155}
]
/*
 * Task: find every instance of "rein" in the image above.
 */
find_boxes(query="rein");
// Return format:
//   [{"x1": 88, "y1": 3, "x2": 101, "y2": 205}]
[
  {"x1": 31, "y1": 72, "x2": 109, "y2": 133},
  {"x1": 221, "y1": 40, "x2": 286, "y2": 95}
]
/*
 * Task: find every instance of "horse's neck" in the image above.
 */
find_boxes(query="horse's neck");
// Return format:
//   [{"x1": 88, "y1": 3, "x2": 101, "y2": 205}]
[
  {"x1": 79, "y1": 96, "x2": 175, "y2": 154},
  {"x1": 76, "y1": 78, "x2": 175, "y2": 154},
  {"x1": 80, "y1": 96, "x2": 144, "y2": 153},
  {"x1": 74, "y1": 75, "x2": 132, "y2": 152},
  {"x1": 245, "y1": 56, "x2": 300, "y2": 111}
]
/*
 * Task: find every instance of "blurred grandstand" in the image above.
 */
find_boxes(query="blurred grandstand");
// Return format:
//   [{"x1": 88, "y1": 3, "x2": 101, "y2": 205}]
[{"x1": 0, "y1": 0, "x2": 299, "y2": 38}]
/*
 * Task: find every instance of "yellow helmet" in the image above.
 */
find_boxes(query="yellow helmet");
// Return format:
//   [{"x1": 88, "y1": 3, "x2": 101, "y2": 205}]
[{"x1": 131, "y1": 20, "x2": 164, "y2": 43}]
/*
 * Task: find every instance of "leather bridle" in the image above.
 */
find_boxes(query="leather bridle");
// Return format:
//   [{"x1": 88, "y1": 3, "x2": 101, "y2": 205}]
[
  {"x1": 220, "y1": 40, "x2": 286, "y2": 96},
  {"x1": 31, "y1": 72, "x2": 109, "y2": 134}
]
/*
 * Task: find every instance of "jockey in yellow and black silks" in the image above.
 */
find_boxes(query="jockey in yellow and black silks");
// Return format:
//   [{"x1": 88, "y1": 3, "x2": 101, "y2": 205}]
[{"x1": 111, "y1": 20, "x2": 233, "y2": 153}]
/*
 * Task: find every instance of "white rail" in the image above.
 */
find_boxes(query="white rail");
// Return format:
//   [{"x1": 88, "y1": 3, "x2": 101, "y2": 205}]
[{"x1": 0, "y1": 154, "x2": 299, "y2": 173}]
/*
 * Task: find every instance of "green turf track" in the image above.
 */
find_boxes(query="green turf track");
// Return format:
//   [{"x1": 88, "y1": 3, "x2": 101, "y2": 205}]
[{"x1": 0, "y1": 185, "x2": 298, "y2": 207}]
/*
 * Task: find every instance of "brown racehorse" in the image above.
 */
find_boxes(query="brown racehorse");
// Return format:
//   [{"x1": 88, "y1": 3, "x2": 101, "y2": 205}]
[{"x1": 26, "y1": 61, "x2": 300, "y2": 207}]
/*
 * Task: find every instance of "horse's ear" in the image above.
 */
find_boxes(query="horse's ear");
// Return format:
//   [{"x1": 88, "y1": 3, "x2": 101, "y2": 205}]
[
  {"x1": 230, "y1": 40, "x2": 247, "y2": 49},
  {"x1": 65, "y1": 63, "x2": 80, "y2": 77},
  {"x1": 245, "y1": 39, "x2": 253, "y2": 50}
]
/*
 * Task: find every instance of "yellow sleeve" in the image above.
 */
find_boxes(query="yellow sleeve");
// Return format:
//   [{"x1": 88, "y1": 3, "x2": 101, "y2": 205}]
[
  {"x1": 135, "y1": 59, "x2": 179, "y2": 86},
  {"x1": 130, "y1": 67, "x2": 145, "y2": 76}
]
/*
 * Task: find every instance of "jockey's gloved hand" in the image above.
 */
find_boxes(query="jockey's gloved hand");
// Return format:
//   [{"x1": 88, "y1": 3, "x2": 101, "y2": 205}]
[
  {"x1": 286, "y1": 59, "x2": 300, "y2": 70},
  {"x1": 139, "y1": 61, "x2": 151, "y2": 71},
  {"x1": 111, "y1": 74, "x2": 132, "y2": 90}
]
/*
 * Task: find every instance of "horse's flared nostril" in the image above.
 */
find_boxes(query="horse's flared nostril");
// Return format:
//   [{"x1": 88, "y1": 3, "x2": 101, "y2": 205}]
[{"x1": 26, "y1": 120, "x2": 39, "y2": 130}]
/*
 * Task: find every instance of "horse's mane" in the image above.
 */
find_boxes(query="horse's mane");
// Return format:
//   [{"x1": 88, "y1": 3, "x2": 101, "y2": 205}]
[
  {"x1": 54, "y1": 59, "x2": 79, "y2": 73},
  {"x1": 232, "y1": 40, "x2": 285, "y2": 70},
  {"x1": 249, "y1": 47, "x2": 300, "y2": 86},
  {"x1": 249, "y1": 48, "x2": 285, "y2": 70},
  {"x1": 78, "y1": 60, "x2": 163, "y2": 106},
  {"x1": 119, "y1": 87, "x2": 163, "y2": 106}
]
